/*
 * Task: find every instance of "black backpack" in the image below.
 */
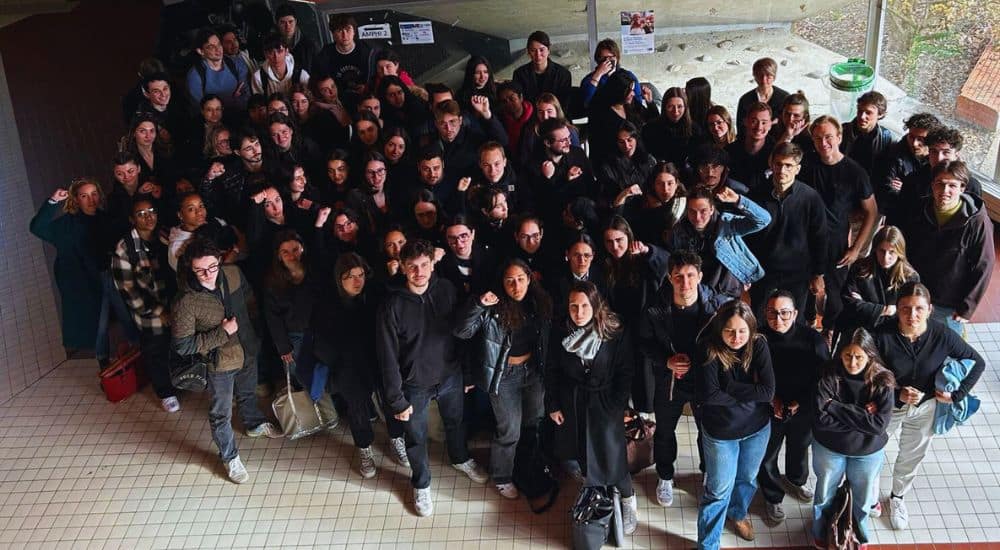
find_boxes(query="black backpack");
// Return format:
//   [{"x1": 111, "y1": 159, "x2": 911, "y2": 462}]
[{"x1": 512, "y1": 424, "x2": 559, "y2": 513}]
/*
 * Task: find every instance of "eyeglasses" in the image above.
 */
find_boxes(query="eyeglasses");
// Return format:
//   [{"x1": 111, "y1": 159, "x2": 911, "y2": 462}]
[
  {"x1": 446, "y1": 232, "x2": 472, "y2": 244},
  {"x1": 134, "y1": 208, "x2": 157, "y2": 218},
  {"x1": 334, "y1": 221, "x2": 356, "y2": 231},
  {"x1": 570, "y1": 253, "x2": 593, "y2": 260},
  {"x1": 765, "y1": 308, "x2": 795, "y2": 320},
  {"x1": 193, "y1": 263, "x2": 220, "y2": 277},
  {"x1": 550, "y1": 136, "x2": 571, "y2": 144},
  {"x1": 518, "y1": 232, "x2": 542, "y2": 242},
  {"x1": 366, "y1": 168, "x2": 386, "y2": 177}
]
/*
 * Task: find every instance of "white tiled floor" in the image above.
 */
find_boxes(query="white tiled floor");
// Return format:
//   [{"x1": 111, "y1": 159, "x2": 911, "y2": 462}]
[{"x1": 0, "y1": 325, "x2": 996, "y2": 548}]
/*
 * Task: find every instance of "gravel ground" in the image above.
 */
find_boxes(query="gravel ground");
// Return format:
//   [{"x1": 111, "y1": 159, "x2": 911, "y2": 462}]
[{"x1": 793, "y1": 0, "x2": 997, "y2": 174}]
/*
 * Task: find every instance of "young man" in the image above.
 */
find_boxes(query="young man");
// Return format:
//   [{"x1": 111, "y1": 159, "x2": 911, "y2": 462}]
[
  {"x1": 252, "y1": 33, "x2": 310, "y2": 97},
  {"x1": 746, "y1": 143, "x2": 829, "y2": 315},
  {"x1": 472, "y1": 141, "x2": 530, "y2": 212},
  {"x1": 526, "y1": 117, "x2": 594, "y2": 230},
  {"x1": 275, "y1": 4, "x2": 317, "y2": 72},
  {"x1": 496, "y1": 81, "x2": 534, "y2": 159},
  {"x1": 840, "y1": 91, "x2": 896, "y2": 178},
  {"x1": 377, "y1": 239, "x2": 488, "y2": 517},
  {"x1": 312, "y1": 14, "x2": 377, "y2": 108},
  {"x1": 512, "y1": 30, "x2": 573, "y2": 108},
  {"x1": 199, "y1": 129, "x2": 271, "y2": 229},
  {"x1": 133, "y1": 72, "x2": 189, "y2": 151},
  {"x1": 801, "y1": 115, "x2": 879, "y2": 339},
  {"x1": 757, "y1": 290, "x2": 829, "y2": 525},
  {"x1": 185, "y1": 28, "x2": 249, "y2": 111},
  {"x1": 879, "y1": 112, "x2": 940, "y2": 225},
  {"x1": 736, "y1": 57, "x2": 789, "y2": 135},
  {"x1": 429, "y1": 99, "x2": 508, "y2": 198},
  {"x1": 898, "y1": 126, "x2": 983, "y2": 223},
  {"x1": 726, "y1": 102, "x2": 775, "y2": 185},
  {"x1": 640, "y1": 251, "x2": 728, "y2": 507}
]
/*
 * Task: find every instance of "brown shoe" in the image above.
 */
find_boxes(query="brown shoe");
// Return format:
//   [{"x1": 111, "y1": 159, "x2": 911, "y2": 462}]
[{"x1": 731, "y1": 517, "x2": 754, "y2": 541}]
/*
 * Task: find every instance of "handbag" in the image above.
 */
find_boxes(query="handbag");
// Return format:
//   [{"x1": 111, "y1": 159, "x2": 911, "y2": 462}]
[
  {"x1": 825, "y1": 480, "x2": 861, "y2": 550},
  {"x1": 512, "y1": 424, "x2": 560, "y2": 514},
  {"x1": 624, "y1": 408, "x2": 656, "y2": 474},
  {"x1": 99, "y1": 345, "x2": 144, "y2": 402},
  {"x1": 571, "y1": 486, "x2": 615, "y2": 550},
  {"x1": 272, "y1": 359, "x2": 340, "y2": 440}
]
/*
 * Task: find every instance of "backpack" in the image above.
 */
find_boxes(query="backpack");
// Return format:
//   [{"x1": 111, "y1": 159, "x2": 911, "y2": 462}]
[
  {"x1": 193, "y1": 56, "x2": 241, "y2": 96},
  {"x1": 512, "y1": 424, "x2": 559, "y2": 513}
]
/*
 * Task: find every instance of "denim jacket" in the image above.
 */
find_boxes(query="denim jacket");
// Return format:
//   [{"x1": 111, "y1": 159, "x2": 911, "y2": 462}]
[{"x1": 670, "y1": 196, "x2": 771, "y2": 284}]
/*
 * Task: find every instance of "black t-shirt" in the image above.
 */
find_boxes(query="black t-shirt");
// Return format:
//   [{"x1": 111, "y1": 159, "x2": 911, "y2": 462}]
[
  {"x1": 801, "y1": 155, "x2": 872, "y2": 254},
  {"x1": 671, "y1": 300, "x2": 702, "y2": 358}
]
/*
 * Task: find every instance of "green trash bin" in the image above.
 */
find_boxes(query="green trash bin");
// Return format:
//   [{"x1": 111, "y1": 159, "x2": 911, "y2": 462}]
[{"x1": 829, "y1": 58, "x2": 876, "y2": 123}]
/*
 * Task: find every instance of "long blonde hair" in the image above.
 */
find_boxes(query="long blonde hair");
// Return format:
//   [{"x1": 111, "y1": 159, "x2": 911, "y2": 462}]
[
  {"x1": 64, "y1": 178, "x2": 105, "y2": 214},
  {"x1": 857, "y1": 225, "x2": 917, "y2": 291},
  {"x1": 704, "y1": 300, "x2": 760, "y2": 372}
]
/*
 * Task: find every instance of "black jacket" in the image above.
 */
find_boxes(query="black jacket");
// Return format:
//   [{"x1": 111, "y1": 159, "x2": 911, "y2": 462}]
[
  {"x1": 698, "y1": 337, "x2": 775, "y2": 440},
  {"x1": 597, "y1": 152, "x2": 657, "y2": 206},
  {"x1": 454, "y1": 297, "x2": 551, "y2": 394},
  {"x1": 761, "y1": 322, "x2": 829, "y2": 410},
  {"x1": 512, "y1": 60, "x2": 573, "y2": 107},
  {"x1": 262, "y1": 271, "x2": 322, "y2": 356},
  {"x1": 840, "y1": 263, "x2": 920, "y2": 332},
  {"x1": 435, "y1": 244, "x2": 497, "y2": 302},
  {"x1": 841, "y1": 123, "x2": 896, "y2": 178},
  {"x1": 526, "y1": 146, "x2": 595, "y2": 228},
  {"x1": 746, "y1": 181, "x2": 829, "y2": 280},
  {"x1": 312, "y1": 286, "x2": 381, "y2": 398},
  {"x1": 813, "y1": 362, "x2": 894, "y2": 456},
  {"x1": 376, "y1": 275, "x2": 462, "y2": 413},
  {"x1": 736, "y1": 86, "x2": 789, "y2": 138}
]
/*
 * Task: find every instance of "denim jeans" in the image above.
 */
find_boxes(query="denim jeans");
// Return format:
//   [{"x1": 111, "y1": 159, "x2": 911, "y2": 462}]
[
  {"x1": 96, "y1": 271, "x2": 140, "y2": 361},
  {"x1": 401, "y1": 371, "x2": 469, "y2": 489},
  {"x1": 930, "y1": 304, "x2": 966, "y2": 337},
  {"x1": 487, "y1": 361, "x2": 544, "y2": 483},
  {"x1": 698, "y1": 423, "x2": 771, "y2": 550},
  {"x1": 207, "y1": 363, "x2": 268, "y2": 463},
  {"x1": 759, "y1": 412, "x2": 813, "y2": 504},
  {"x1": 811, "y1": 442, "x2": 883, "y2": 544}
]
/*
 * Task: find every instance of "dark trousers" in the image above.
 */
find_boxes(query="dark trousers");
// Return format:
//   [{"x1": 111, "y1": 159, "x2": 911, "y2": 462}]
[
  {"x1": 653, "y1": 376, "x2": 704, "y2": 481},
  {"x1": 487, "y1": 361, "x2": 544, "y2": 483},
  {"x1": 758, "y1": 412, "x2": 813, "y2": 504},
  {"x1": 142, "y1": 332, "x2": 175, "y2": 399},
  {"x1": 402, "y1": 371, "x2": 469, "y2": 489},
  {"x1": 805, "y1": 264, "x2": 848, "y2": 331}
]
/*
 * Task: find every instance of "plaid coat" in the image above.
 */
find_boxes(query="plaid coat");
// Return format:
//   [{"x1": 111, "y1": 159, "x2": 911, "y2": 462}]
[{"x1": 110, "y1": 229, "x2": 174, "y2": 336}]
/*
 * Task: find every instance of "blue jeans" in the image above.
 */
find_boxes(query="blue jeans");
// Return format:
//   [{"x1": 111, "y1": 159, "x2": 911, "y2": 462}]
[
  {"x1": 930, "y1": 304, "x2": 966, "y2": 337},
  {"x1": 402, "y1": 371, "x2": 469, "y2": 489},
  {"x1": 811, "y1": 442, "x2": 883, "y2": 544},
  {"x1": 207, "y1": 364, "x2": 268, "y2": 463},
  {"x1": 487, "y1": 361, "x2": 544, "y2": 483},
  {"x1": 698, "y1": 423, "x2": 771, "y2": 550},
  {"x1": 96, "y1": 271, "x2": 140, "y2": 361}
]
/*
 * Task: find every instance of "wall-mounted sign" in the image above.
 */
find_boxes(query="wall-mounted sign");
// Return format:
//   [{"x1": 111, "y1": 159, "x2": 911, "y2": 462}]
[
  {"x1": 620, "y1": 10, "x2": 654, "y2": 55},
  {"x1": 358, "y1": 23, "x2": 391, "y2": 40},
  {"x1": 399, "y1": 21, "x2": 435, "y2": 45}
]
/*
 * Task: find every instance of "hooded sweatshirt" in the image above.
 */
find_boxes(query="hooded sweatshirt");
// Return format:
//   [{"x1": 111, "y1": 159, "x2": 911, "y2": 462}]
[
  {"x1": 814, "y1": 362, "x2": 894, "y2": 456},
  {"x1": 252, "y1": 53, "x2": 310, "y2": 96}
]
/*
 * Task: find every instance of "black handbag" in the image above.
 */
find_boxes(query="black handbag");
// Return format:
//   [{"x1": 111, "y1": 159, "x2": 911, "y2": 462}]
[
  {"x1": 512, "y1": 424, "x2": 560, "y2": 514},
  {"x1": 571, "y1": 486, "x2": 615, "y2": 550},
  {"x1": 169, "y1": 269, "x2": 230, "y2": 392}
]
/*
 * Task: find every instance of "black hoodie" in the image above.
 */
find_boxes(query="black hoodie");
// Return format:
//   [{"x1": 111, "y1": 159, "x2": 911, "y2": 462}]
[
  {"x1": 813, "y1": 361, "x2": 894, "y2": 456},
  {"x1": 376, "y1": 274, "x2": 462, "y2": 414}
]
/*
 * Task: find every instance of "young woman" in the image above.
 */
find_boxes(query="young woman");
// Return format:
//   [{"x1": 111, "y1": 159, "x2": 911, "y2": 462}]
[
  {"x1": 685, "y1": 77, "x2": 713, "y2": 135},
  {"x1": 377, "y1": 75, "x2": 429, "y2": 139},
  {"x1": 381, "y1": 126, "x2": 414, "y2": 193},
  {"x1": 597, "y1": 121, "x2": 658, "y2": 206},
  {"x1": 30, "y1": 180, "x2": 115, "y2": 352},
  {"x1": 458, "y1": 56, "x2": 497, "y2": 114},
  {"x1": 612, "y1": 161, "x2": 687, "y2": 248},
  {"x1": 290, "y1": 83, "x2": 344, "y2": 153},
  {"x1": 312, "y1": 252, "x2": 409, "y2": 477},
  {"x1": 705, "y1": 105, "x2": 736, "y2": 148},
  {"x1": 123, "y1": 113, "x2": 176, "y2": 192},
  {"x1": 841, "y1": 225, "x2": 920, "y2": 334},
  {"x1": 285, "y1": 163, "x2": 320, "y2": 211},
  {"x1": 347, "y1": 152, "x2": 394, "y2": 236},
  {"x1": 321, "y1": 149, "x2": 354, "y2": 209},
  {"x1": 350, "y1": 111, "x2": 383, "y2": 159},
  {"x1": 697, "y1": 300, "x2": 775, "y2": 547},
  {"x1": 642, "y1": 87, "x2": 702, "y2": 167},
  {"x1": 408, "y1": 189, "x2": 447, "y2": 248},
  {"x1": 314, "y1": 206, "x2": 377, "y2": 266},
  {"x1": 455, "y1": 259, "x2": 552, "y2": 499},
  {"x1": 873, "y1": 282, "x2": 985, "y2": 530},
  {"x1": 812, "y1": 328, "x2": 894, "y2": 546},
  {"x1": 167, "y1": 192, "x2": 240, "y2": 271},
  {"x1": 546, "y1": 281, "x2": 638, "y2": 534},
  {"x1": 172, "y1": 238, "x2": 282, "y2": 484},
  {"x1": 586, "y1": 71, "x2": 649, "y2": 169}
]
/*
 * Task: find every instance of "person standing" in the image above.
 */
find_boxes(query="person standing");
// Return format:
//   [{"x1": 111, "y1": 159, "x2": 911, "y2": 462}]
[{"x1": 512, "y1": 30, "x2": 573, "y2": 108}]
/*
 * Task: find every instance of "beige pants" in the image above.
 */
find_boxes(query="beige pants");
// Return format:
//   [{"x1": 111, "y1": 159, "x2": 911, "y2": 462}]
[{"x1": 886, "y1": 398, "x2": 937, "y2": 497}]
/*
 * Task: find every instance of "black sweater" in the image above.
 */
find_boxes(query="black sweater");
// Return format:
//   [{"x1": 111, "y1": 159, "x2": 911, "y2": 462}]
[
  {"x1": 874, "y1": 320, "x2": 985, "y2": 406},
  {"x1": 698, "y1": 337, "x2": 775, "y2": 439},
  {"x1": 762, "y1": 322, "x2": 829, "y2": 411},
  {"x1": 746, "y1": 181, "x2": 829, "y2": 280},
  {"x1": 262, "y1": 271, "x2": 322, "y2": 356},
  {"x1": 813, "y1": 363, "x2": 894, "y2": 456},
  {"x1": 376, "y1": 275, "x2": 462, "y2": 414}
]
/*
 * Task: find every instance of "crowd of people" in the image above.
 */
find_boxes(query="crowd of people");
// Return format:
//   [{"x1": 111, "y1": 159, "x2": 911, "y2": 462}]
[{"x1": 29, "y1": 7, "x2": 993, "y2": 549}]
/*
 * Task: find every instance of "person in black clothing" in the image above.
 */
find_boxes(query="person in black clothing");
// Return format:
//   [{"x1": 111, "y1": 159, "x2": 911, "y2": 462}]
[
  {"x1": 685, "y1": 77, "x2": 713, "y2": 136},
  {"x1": 873, "y1": 282, "x2": 985, "y2": 530},
  {"x1": 428, "y1": 99, "x2": 509, "y2": 199},
  {"x1": 757, "y1": 290, "x2": 829, "y2": 526},
  {"x1": 525, "y1": 118, "x2": 595, "y2": 230},
  {"x1": 472, "y1": 141, "x2": 530, "y2": 214},
  {"x1": 107, "y1": 152, "x2": 158, "y2": 239},
  {"x1": 472, "y1": 187, "x2": 513, "y2": 255},
  {"x1": 378, "y1": 75, "x2": 429, "y2": 140},
  {"x1": 319, "y1": 149, "x2": 354, "y2": 210},
  {"x1": 347, "y1": 152, "x2": 396, "y2": 237},
  {"x1": 840, "y1": 91, "x2": 896, "y2": 179},
  {"x1": 376, "y1": 239, "x2": 489, "y2": 517},
  {"x1": 275, "y1": 4, "x2": 317, "y2": 73},
  {"x1": 246, "y1": 185, "x2": 314, "y2": 284},
  {"x1": 736, "y1": 58, "x2": 789, "y2": 138},
  {"x1": 687, "y1": 144, "x2": 749, "y2": 195},
  {"x1": 587, "y1": 71, "x2": 650, "y2": 170},
  {"x1": 696, "y1": 300, "x2": 775, "y2": 546},
  {"x1": 290, "y1": 83, "x2": 346, "y2": 155},
  {"x1": 312, "y1": 252, "x2": 410, "y2": 479},
  {"x1": 597, "y1": 121, "x2": 657, "y2": 206},
  {"x1": 640, "y1": 251, "x2": 728, "y2": 507},
  {"x1": 134, "y1": 72, "x2": 190, "y2": 159},
  {"x1": 550, "y1": 233, "x2": 606, "y2": 310},
  {"x1": 602, "y1": 215, "x2": 670, "y2": 413},
  {"x1": 436, "y1": 214, "x2": 496, "y2": 302},
  {"x1": 312, "y1": 14, "x2": 377, "y2": 109},
  {"x1": 313, "y1": 206, "x2": 378, "y2": 267},
  {"x1": 726, "y1": 102, "x2": 775, "y2": 186},
  {"x1": 768, "y1": 92, "x2": 814, "y2": 160},
  {"x1": 612, "y1": 161, "x2": 687, "y2": 248},
  {"x1": 642, "y1": 87, "x2": 701, "y2": 167},
  {"x1": 511, "y1": 215, "x2": 559, "y2": 286},
  {"x1": 746, "y1": 142, "x2": 828, "y2": 319},
  {"x1": 897, "y1": 126, "x2": 984, "y2": 225},
  {"x1": 264, "y1": 113, "x2": 323, "y2": 182},
  {"x1": 840, "y1": 225, "x2": 920, "y2": 335},
  {"x1": 811, "y1": 328, "x2": 894, "y2": 546},
  {"x1": 513, "y1": 30, "x2": 573, "y2": 108},
  {"x1": 801, "y1": 115, "x2": 880, "y2": 341},
  {"x1": 454, "y1": 258, "x2": 552, "y2": 500},
  {"x1": 879, "y1": 112, "x2": 939, "y2": 225},
  {"x1": 199, "y1": 130, "x2": 271, "y2": 230},
  {"x1": 547, "y1": 281, "x2": 639, "y2": 534},
  {"x1": 457, "y1": 56, "x2": 497, "y2": 116}
]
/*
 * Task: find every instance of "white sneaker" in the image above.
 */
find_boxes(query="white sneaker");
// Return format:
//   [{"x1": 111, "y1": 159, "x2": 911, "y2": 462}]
[
  {"x1": 226, "y1": 456, "x2": 249, "y2": 484},
  {"x1": 452, "y1": 458, "x2": 489, "y2": 484},
  {"x1": 414, "y1": 487, "x2": 433, "y2": 516},
  {"x1": 783, "y1": 476, "x2": 814, "y2": 501},
  {"x1": 889, "y1": 495, "x2": 908, "y2": 530},
  {"x1": 160, "y1": 396, "x2": 181, "y2": 413},
  {"x1": 390, "y1": 437, "x2": 410, "y2": 468},
  {"x1": 655, "y1": 478, "x2": 674, "y2": 507},
  {"x1": 496, "y1": 482, "x2": 519, "y2": 499},
  {"x1": 246, "y1": 422, "x2": 283, "y2": 439},
  {"x1": 621, "y1": 494, "x2": 639, "y2": 535},
  {"x1": 870, "y1": 501, "x2": 882, "y2": 518},
  {"x1": 358, "y1": 446, "x2": 377, "y2": 479}
]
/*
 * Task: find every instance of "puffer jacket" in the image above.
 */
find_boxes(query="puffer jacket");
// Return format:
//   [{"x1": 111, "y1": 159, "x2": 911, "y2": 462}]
[
  {"x1": 453, "y1": 297, "x2": 550, "y2": 394},
  {"x1": 172, "y1": 265, "x2": 259, "y2": 372}
]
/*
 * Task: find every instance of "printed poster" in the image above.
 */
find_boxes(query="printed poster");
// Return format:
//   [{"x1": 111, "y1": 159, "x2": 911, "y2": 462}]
[
  {"x1": 620, "y1": 10, "x2": 654, "y2": 55},
  {"x1": 399, "y1": 21, "x2": 435, "y2": 45}
]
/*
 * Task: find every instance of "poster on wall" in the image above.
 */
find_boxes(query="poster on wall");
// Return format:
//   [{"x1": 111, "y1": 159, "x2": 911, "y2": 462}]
[
  {"x1": 399, "y1": 21, "x2": 435, "y2": 45},
  {"x1": 358, "y1": 23, "x2": 391, "y2": 40},
  {"x1": 620, "y1": 10, "x2": 654, "y2": 55}
]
